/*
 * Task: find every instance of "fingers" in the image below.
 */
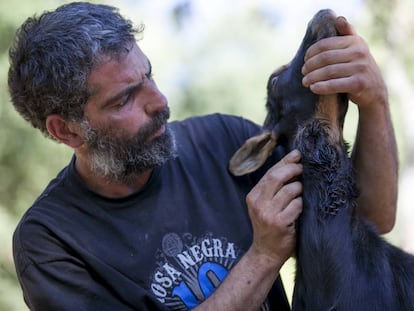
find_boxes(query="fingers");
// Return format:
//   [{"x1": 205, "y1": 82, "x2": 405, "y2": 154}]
[
  {"x1": 303, "y1": 64, "x2": 365, "y2": 95},
  {"x1": 301, "y1": 31, "x2": 384, "y2": 106},
  {"x1": 303, "y1": 16, "x2": 356, "y2": 64},
  {"x1": 335, "y1": 16, "x2": 356, "y2": 36},
  {"x1": 248, "y1": 150, "x2": 302, "y2": 205},
  {"x1": 247, "y1": 150, "x2": 303, "y2": 224},
  {"x1": 253, "y1": 180, "x2": 302, "y2": 225},
  {"x1": 302, "y1": 35, "x2": 362, "y2": 76},
  {"x1": 303, "y1": 36, "x2": 351, "y2": 64},
  {"x1": 246, "y1": 150, "x2": 303, "y2": 263},
  {"x1": 273, "y1": 149, "x2": 301, "y2": 169},
  {"x1": 301, "y1": 18, "x2": 373, "y2": 97},
  {"x1": 302, "y1": 36, "x2": 354, "y2": 90},
  {"x1": 274, "y1": 184, "x2": 303, "y2": 226}
]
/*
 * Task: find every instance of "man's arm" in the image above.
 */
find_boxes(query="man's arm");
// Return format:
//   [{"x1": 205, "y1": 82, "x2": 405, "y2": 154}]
[
  {"x1": 351, "y1": 88, "x2": 398, "y2": 233},
  {"x1": 195, "y1": 150, "x2": 303, "y2": 310},
  {"x1": 301, "y1": 16, "x2": 398, "y2": 233}
]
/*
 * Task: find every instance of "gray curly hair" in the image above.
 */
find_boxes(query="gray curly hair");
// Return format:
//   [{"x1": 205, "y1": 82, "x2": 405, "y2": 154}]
[{"x1": 8, "y1": 2, "x2": 143, "y2": 139}]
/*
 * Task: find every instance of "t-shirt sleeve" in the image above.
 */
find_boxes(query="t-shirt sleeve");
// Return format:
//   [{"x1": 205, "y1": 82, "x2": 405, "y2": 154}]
[
  {"x1": 13, "y1": 221, "x2": 169, "y2": 311},
  {"x1": 20, "y1": 261, "x2": 129, "y2": 311}
]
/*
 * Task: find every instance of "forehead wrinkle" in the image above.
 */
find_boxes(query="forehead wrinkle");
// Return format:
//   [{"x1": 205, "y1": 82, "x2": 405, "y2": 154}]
[{"x1": 87, "y1": 45, "x2": 150, "y2": 99}]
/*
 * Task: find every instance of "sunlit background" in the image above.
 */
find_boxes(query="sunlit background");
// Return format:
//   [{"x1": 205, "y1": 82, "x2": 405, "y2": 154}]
[{"x1": 1, "y1": 0, "x2": 413, "y2": 309}]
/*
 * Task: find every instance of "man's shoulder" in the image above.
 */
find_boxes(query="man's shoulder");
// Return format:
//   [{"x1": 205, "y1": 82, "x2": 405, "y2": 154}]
[
  {"x1": 28, "y1": 162, "x2": 73, "y2": 211},
  {"x1": 13, "y1": 162, "x2": 74, "y2": 250},
  {"x1": 173, "y1": 113, "x2": 257, "y2": 127},
  {"x1": 170, "y1": 113, "x2": 261, "y2": 142},
  {"x1": 13, "y1": 160, "x2": 91, "y2": 274}
]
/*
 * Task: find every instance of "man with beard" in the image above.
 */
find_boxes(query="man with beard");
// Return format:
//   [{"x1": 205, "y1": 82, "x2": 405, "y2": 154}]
[{"x1": 8, "y1": 2, "x2": 398, "y2": 311}]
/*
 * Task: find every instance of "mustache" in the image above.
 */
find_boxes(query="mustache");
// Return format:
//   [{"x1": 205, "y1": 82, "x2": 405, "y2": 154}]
[
  {"x1": 135, "y1": 107, "x2": 170, "y2": 143},
  {"x1": 81, "y1": 107, "x2": 171, "y2": 151}
]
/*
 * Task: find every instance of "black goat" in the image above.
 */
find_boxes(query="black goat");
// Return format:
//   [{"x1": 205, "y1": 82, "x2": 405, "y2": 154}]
[{"x1": 229, "y1": 9, "x2": 414, "y2": 311}]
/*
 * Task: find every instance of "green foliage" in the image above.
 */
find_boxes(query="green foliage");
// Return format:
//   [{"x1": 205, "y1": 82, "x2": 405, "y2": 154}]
[{"x1": 0, "y1": 1, "x2": 72, "y2": 309}]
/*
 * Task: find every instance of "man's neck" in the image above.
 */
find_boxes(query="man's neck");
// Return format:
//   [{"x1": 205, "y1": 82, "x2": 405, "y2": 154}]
[{"x1": 74, "y1": 155, "x2": 152, "y2": 198}]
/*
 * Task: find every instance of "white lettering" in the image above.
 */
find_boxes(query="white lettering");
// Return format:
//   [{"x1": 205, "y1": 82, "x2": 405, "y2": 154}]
[
  {"x1": 190, "y1": 245, "x2": 203, "y2": 263},
  {"x1": 201, "y1": 239, "x2": 213, "y2": 257},
  {"x1": 177, "y1": 251, "x2": 195, "y2": 269},
  {"x1": 213, "y1": 239, "x2": 224, "y2": 257},
  {"x1": 154, "y1": 271, "x2": 172, "y2": 288},
  {"x1": 225, "y1": 242, "x2": 236, "y2": 259},
  {"x1": 151, "y1": 283, "x2": 167, "y2": 303},
  {"x1": 174, "y1": 238, "x2": 237, "y2": 270},
  {"x1": 163, "y1": 263, "x2": 182, "y2": 282}
]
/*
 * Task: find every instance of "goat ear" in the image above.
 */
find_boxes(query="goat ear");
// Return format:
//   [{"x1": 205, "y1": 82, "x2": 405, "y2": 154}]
[{"x1": 229, "y1": 131, "x2": 277, "y2": 176}]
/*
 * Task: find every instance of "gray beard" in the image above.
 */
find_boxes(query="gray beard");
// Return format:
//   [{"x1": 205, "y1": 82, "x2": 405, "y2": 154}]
[{"x1": 80, "y1": 108, "x2": 177, "y2": 185}]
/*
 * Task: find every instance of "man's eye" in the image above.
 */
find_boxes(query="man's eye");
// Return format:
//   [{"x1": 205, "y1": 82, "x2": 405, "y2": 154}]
[{"x1": 118, "y1": 93, "x2": 133, "y2": 108}]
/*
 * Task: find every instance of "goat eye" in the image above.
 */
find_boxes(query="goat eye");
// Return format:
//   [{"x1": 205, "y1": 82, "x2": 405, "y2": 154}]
[{"x1": 271, "y1": 76, "x2": 279, "y2": 86}]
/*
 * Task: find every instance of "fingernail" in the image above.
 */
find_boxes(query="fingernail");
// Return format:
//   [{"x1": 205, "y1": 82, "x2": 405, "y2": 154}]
[
  {"x1": 302, "y1": 76, "x2": 309, "y2": 87},
  {"x1": 339, "y1": 16, "x2": 348, "y2": 23},
  {"x1": 290, "y1": 149, "x2": 301, "y2": 160}
]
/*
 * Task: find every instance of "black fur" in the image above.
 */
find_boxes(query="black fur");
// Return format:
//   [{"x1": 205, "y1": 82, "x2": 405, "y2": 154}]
[{"x1": 292, "y1": 120, "x2": 414, "y2": 310}]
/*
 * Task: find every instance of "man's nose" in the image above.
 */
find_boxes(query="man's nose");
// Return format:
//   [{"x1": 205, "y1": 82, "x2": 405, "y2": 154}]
[{"x1": 144, "y1": 83, "x2": 168, "y2": 117}]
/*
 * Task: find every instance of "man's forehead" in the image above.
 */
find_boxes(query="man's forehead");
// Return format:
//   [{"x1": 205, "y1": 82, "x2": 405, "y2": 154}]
[{"x1": 87, "y1": 44, "x2": 150, "y2": 94}]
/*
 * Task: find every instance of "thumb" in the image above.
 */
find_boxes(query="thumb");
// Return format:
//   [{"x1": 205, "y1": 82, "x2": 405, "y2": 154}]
[{"x1": 335, "y1": 16, "x2": 356, "y2": 36}]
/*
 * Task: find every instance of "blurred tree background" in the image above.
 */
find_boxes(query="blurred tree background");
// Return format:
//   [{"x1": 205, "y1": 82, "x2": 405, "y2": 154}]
[{"x1": 0, "y1": 0, "x2": 413, "y2": 309}]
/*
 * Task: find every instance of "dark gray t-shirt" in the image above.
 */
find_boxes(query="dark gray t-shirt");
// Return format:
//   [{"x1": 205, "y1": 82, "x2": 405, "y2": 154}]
[{"x1": 13, "y1": 114, "x2": 290, "y2": 310}]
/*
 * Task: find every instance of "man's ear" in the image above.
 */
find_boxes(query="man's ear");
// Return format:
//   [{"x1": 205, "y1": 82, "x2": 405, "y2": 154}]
[
  {"x1": 46, "y1": 115, "x2": 84, "y2": 148},
  {"x1": 228, "y1": 131, "x2": 277, "y2": 176}
]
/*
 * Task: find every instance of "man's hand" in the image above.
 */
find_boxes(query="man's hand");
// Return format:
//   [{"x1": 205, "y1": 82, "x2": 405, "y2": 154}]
[
  {"x1": 246, "y1": 149, "x2": 303, "y2": 265},
  {"x1": 301, "y1": 16, "x2": 388, "y2": 110}
]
